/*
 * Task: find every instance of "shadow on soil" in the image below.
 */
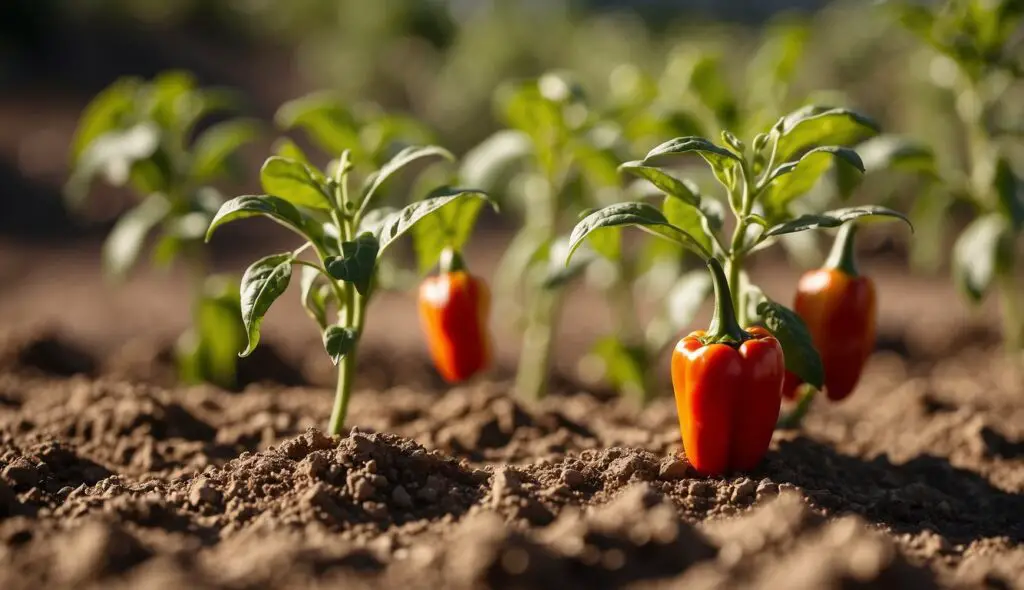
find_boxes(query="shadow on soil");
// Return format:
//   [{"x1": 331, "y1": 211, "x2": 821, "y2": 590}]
[{"x1": 767, "y1": 437, "x2": 1024, "y2": 545}]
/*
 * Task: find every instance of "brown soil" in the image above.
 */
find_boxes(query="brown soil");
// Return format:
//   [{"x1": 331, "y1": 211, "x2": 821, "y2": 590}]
[{"x1": 1, "y1": 326, "x2": 1022, "y2": 589}]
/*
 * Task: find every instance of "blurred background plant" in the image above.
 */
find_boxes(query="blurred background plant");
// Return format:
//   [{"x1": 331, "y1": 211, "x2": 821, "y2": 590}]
[
  {"x1": 884, "y1": 0, "x2": 1024, "y2": 355},
  {"x1": 65, "y1": 72, "x2": 259, "y2": 388},
  {"x1": 3, "y1": 0, "x2": 1021, "y2": 394}
]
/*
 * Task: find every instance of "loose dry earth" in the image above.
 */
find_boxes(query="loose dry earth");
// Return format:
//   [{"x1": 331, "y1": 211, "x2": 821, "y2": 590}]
[{"x1": 0, "y1": 324, "x2": 1022, "y2": 589}]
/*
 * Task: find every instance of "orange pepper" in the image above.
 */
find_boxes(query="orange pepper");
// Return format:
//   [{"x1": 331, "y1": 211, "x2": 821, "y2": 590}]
[
  {"x1": 418, "y1": 248, "x2": 491, "y2": 383},
  {"x1": 671, "y1": 259, "x2": 785, "y2": 476},
  {"x1": 783, "y1": 223, "x2": 876, "y2": 402}
]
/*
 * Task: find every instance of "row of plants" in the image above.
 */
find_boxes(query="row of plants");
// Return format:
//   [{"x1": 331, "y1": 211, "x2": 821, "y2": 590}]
[{"x1": 67, "y1": 0, "x2": 1022, "y2": 476}]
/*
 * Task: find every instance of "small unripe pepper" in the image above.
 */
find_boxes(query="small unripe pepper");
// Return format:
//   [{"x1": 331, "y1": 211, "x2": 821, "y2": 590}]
[
  {"x1": 671, "y1": 258, "x2": 785, "y2": 476},
  {"x1": 783, "y1": 223, "x2": 876, "y2": 402},
  {"x1": 418, "y1": 247, "x2": 492, "y2": 383}
]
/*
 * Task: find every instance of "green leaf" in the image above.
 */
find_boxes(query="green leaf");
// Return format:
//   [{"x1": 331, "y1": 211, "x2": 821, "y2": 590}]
[
  {"x1": 362, "y1": 114, "x2": 436, "y2": 161},
  {"x1": 619, "y1": 161, "x2": 701, "y2": 206},
  {"x1": 590, "y1": 337, "x2": 649, "y2": 399},
  {"x1": 764, "y1": 206, "x2": 912, "y2": 238},
  {"x1": 756, "y1": 299, "x2": 824, "y2": 389},
  {"x1": 322, "y1": 325, "x2": 358, "y2": 365},
  {"x1": 260, "y1": 156, "x2": 332, "y2": 211},
  {"x1": 665, "y1": 269, "x2": 713, "y2": 332},
  {"x1": 566, "y1": 201, "x2": 711, "y2": 265},
  {"x1": 70, "y1": 77, "x2": 140, "y2": 162},
  {"x1": 773, "y1": 106, "x2": 880, "y2": 161},
  {"x1": 299, "y1": 266, "x2": 331, "y2": 328},
  {"x1": 192, "y1": 275, "x2": 244, "y2": 389},
  {"x1": 359, "y1": 145, "x2": 455, "y2": 214},
  {"x1": 206, "y1": 195, "x2": 318, "y2": 243},
  {"x1": 273, "y1": 137, "x2": 312, "y2": 165},
  {"x1": 326, "y1": 233, "x2": 379, "y2": 296},
  {"x1": 675, "y1": 53, "x2": 738, "y2": 129},
  {"x1": 763, "y1": 146, "x2": 865, "y2": 209},
  {"x1": 460, "y1": 129, "x2": 533, "y2": 190},
  {"x1": 855, "y1": 135, "x2": 936, "y2": 175},
  {"x1": 276, "y1": 93, "x2": 360, "y2": 155},
  {"x1": 994, "y1": 157, "x2": 1024, "y2": 228},
  {"x1": 412, "y1": 197, "x2": 486, "y2": 273},
  {"x1": 145, "y1": 70, "x2": 197, "y2": 130},
  {"x1": 66, "y1": 123, "x2": 161, "y2": 203},
  {"x1": 953, "y1": 214, "x2": 1012, "y2": 302},
  {"x1": 239, "y1": 253, "x2": 294, "y2": 357},
  {"x1": 374, "y1": 189, "x2": 495, "y2": 258},
  {"x1": 543, "y1": 236, "x2": 595, "y2": 289},
  {"x1": 192, "y1": 119, "x2": 260, "y2": 181},
  {"x1": 663, "y1": 196, "x2": 714, "y2": 254},
  {"x1": 642, "y1": 136, "x2": 741, "y2": 172},
  {"x1": 102, "y1": 194, "x2": 171, "y2": 279},
  {"x1": 587, "y1": 224, "x2": 621, "y2": 260},
  {"x1": 357, "y1": 206, "x2": 398, "y2": 236}
]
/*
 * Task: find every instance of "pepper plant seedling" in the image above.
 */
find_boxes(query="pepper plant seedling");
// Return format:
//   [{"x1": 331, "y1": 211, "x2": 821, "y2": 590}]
[
  {"x1": 564, "y1": 105, "x2": 913, "y2": 430},
  {"x1": 461, "y1": 72, "x2": 625, "y2": 400},
  {"x1": 886, "y1": 0, "x2": 1024, "y2": 354},
  {"x1": 66, "y1": 72, "x2": 259, "y2": 388},
  {"x1": 206, "y1": 131, "x2": 493, "y2": 434}
]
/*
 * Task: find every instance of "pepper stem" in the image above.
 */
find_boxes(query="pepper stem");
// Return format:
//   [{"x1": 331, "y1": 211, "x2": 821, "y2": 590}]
[
  {"x1": 440, "y1": 246, "x2": 466, "y2": 273},
  {"x1": 824, "y1": 222, "x2": 859, "y2": 276},
  {"x1": 703, "y1": 257, "x2": 750, "y2": 346}
]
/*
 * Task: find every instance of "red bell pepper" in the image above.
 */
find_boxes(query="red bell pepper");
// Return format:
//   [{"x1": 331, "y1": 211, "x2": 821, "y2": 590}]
[
  {"x1": 783, "y1": 223, "x2": 876, "y2": 402},
  {"x1": 671, "y1": 258, "x2": 785, "y2": 475},
  {"x1": 418, "y1": 247, "x2": 492, "y2": 383}
]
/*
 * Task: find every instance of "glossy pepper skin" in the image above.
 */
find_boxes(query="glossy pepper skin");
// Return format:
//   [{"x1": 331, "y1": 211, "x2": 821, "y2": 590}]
[
  {"x1": 418, "y1": 249, "x2": 491, "y2": 383},
  {"x1": 671, "y1": 259, "x2": 785, "y2": 476},
  {"x1": 783, "y1": 223, "x2": 876, "y2": 402}
]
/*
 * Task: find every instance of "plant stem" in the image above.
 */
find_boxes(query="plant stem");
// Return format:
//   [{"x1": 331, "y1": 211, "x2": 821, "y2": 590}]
[
  {"x1": 824, "y1": 222, "x2": 860, "y2": 276},
  {"x1": 328, "y1": 286, "x2": 365, "y2": 435},
  {"x1": 515, "y1": 287, "x2": 562, "y2": 401},
  {"x1": 776, "y1": 385, "x2": 817, "y2": 429},
  {"x1": 514, "y1": 159, "x2": 563, "y2": 401},
  {"x1": 704, "y1": 257, "x2": 749, "y2": 346},
  {"x1": 997, "y1": 272, "x2": 1024, "y2": 354},
  {"x1": 726, "y1": 160, "x2": 754, "y2": 325}
]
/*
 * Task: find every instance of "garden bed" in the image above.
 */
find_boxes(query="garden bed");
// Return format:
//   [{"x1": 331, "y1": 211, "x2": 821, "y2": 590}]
[{"x1": 1, "y1": 324, "x2": 1022, "y2": 589}]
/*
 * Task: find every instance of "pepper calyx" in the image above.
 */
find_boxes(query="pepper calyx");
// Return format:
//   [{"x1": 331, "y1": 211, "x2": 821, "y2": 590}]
[
  {"x1": 701, "y1": 257, "x2": 751, "y2": 347},
  {"x1": 824, "y1": 222, "x2": 859, "y2": 277},
  {"x1": 439, "y1": 247, "x2": 467, "y2": 274}
]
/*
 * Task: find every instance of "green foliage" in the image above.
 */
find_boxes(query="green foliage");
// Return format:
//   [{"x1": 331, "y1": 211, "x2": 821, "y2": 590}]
[
  {"x1": 208, "y1": 95, "x2": 493, "y2": 432},
  {"x1": 67, "y1": 72, "x2": 259, "y2": 388},
  {"x1": 888, "y1": 0, "x2": 1024, "y2": 350},
  {"x1": 566, "y1": 103, "x2": 912, "y2": 392}
]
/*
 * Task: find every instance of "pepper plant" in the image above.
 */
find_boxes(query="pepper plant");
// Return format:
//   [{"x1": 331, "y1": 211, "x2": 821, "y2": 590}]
[
  {"x1": 460, "y1": 72, "x2": 625, "y2": 400},
  {"x1": 206, "y1": 135, "x2": 493, "y2": 434},
  {"x1": 66, "y1": 72, "x2": 259, "y2": 387},
  {"x1": 564, "y1": 106, "x2": 912, "y2": 431},
  {"x1": 887, "y1": 0, "x2": 1024, "y2": 353}
]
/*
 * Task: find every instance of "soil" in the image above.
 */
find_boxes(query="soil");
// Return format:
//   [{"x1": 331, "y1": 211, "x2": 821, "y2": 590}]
[{"x1": 1, "y1": 322, "x2": 1022, "y2": 589}]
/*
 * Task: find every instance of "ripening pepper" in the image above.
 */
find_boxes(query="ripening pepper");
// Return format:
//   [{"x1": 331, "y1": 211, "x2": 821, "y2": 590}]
[
  {"x1": 418, "y1": 247, "x2": 492, "y2": 383},
  {"x1": 671, "y1": 258, "x2": 785, "y2": 476},
  {"x1": 783, "y1": 223, "x2": 876, "y2": 402}
]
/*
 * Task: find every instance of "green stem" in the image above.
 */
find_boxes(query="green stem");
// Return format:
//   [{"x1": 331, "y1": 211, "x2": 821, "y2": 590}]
[
  {"x1": 439, "y1": 246, "x2": 466, "y2": 273},
  {"x1": 515, "y1": 288, "x2": 562, "y2": 401},
  {"x1": 824, "y1": 223, "x2": 860, "y2": 276},
  {"x1": 328, "y1": 287, "x2": 366, "y2": 435},
  {"x1": 726, "y1": 159, "x2": 754, "y2": 324},
  {"x1": 998, "y1": 272, "x2": 1024, "y2": 354},
  {"x1": 514, "y1": 155, "x2": 563, "y2": 401},
  {"x1": 703, "y1": 257, "x2": 749, "y2": 346},
  {"x1": 776, "y1": 385, "x2": 817, "y2": 430}
]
